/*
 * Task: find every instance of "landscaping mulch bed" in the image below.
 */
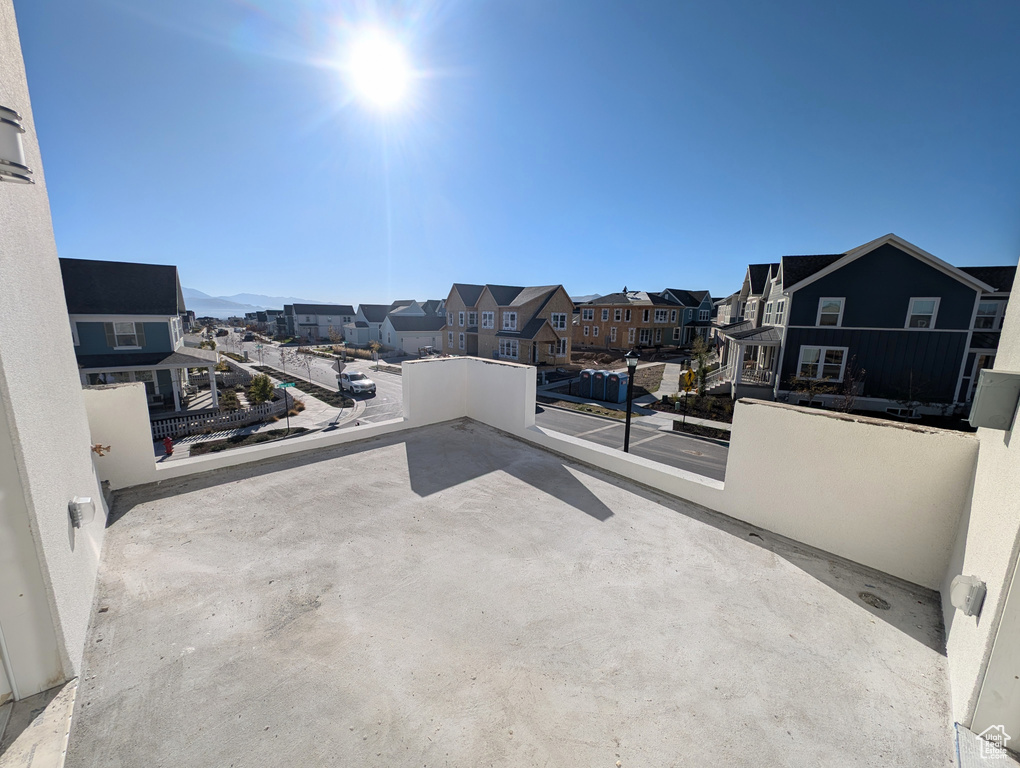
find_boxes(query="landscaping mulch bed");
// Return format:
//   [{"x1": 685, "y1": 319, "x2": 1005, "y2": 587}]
[
  {"x1": 672, "y1": 421, "x2": 730, "y2": 441},
  {"x1": 651, "y1": 393, "x2": 734, "y2": 423},
  {"x1": 251, "y1": 366, "x2": 354, "y2": 408},
  {"x1": 221, "y1": 352, "x2": 246, "y2": 363},
  {"x1": 189, "y1": 427, "x2": 309, "y2": 456},
  {"x1": 537, "y1": 397, "x2": 627, "y2": 419}
]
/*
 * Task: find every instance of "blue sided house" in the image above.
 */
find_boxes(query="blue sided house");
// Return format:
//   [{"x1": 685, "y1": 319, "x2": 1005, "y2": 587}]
[
  {"x1": 711, "y1": 234, "x2": 1015, "y2": 417},
  {"x1": 60, "y1": 258, "x2": 222, "y2": 412}
]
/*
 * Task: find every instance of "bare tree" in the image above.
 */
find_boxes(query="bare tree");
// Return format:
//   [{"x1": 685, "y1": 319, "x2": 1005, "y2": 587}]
[
  {"x1": 690, "y1": 336, "x2": 711, "y2": 396},
  {"x1": 833, "y1": 355, "x2": 866, "y2": 413},
  {"x1": 787, "y1": 375, "x2": 835, "y2": 407}
]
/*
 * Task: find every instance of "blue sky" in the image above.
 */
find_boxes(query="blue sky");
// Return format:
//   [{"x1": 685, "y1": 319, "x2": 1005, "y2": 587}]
[{"x1": 15, "y1": 0, "x2": 1020, "y2": 304}]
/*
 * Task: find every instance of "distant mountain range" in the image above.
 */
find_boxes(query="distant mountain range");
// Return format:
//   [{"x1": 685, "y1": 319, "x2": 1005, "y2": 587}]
[{"x1": 181, "y1": 288, "x2": 320, "y2": 318}]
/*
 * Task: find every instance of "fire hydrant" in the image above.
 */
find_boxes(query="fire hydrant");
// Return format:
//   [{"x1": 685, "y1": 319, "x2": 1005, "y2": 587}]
[{"x1": 163, "y1": 436, "x2": 174, "y2": 456}]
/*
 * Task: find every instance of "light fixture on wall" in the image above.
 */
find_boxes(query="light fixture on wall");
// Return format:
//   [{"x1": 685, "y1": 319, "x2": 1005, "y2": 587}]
[
  {"x1": 0, "y1": 105, "x2": 34, "y2": 184},
  {"x1": 68, "y1": 496, "x2": 96, "y2": 529}
]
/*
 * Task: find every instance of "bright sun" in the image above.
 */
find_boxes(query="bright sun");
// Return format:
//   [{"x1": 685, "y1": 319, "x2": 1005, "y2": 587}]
[{"x1": 348, "y1": 31, "x2": 410, "y2": 109}]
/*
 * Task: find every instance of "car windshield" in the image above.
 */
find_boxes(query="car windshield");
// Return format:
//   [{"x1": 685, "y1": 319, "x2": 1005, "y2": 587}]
[{"x1": 348, "y1": 373, "x2": 367, "y2": 381}]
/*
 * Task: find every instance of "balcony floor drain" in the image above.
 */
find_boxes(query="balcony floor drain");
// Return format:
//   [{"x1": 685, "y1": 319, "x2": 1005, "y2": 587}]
[{"x1": 858, "y1": 592, "x2": 890, "y2": 610}]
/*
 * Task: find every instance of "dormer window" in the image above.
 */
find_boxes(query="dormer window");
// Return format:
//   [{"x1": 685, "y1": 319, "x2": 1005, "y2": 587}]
[{"x1": 503, "y1": 311, "x2": 517, "y2": 331}]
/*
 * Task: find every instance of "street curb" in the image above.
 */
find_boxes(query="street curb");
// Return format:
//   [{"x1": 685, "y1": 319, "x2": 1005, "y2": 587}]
[{"x1": 659, "y1": 426, "x2": 731, "y2": 447}]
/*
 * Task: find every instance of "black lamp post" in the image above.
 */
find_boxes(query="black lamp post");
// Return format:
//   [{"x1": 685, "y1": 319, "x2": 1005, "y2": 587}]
[{"x1": 623, "y1": 349, "x2": 639, "y2": 452}]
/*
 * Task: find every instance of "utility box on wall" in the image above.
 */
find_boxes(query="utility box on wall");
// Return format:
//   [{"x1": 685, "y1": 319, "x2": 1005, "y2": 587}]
[{"x1": 969, "y1": 369, "x2": 1020, "y2": 431}]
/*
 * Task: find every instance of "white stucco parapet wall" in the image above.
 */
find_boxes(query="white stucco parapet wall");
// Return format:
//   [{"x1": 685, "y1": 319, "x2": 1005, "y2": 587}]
[{"x1": 85, "y1": 357, "x2": 976, "y2": 594}]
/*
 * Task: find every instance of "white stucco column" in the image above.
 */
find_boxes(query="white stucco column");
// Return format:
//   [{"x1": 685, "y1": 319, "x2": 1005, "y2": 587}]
[
  {"x1": 171, "y1": 371, "x2": 181, "y2": 411},
  {"x1": 208, "y1": 366, "x2": 219, "y2": 408},
  {"x1": 734, "y1": 344, "x2": 744, "y2": 384}
]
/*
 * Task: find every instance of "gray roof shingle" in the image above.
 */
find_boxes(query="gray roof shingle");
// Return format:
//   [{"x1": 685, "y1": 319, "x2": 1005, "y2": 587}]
[
  {"x1": 60, "y1": 258, "x2": 185, "y2": 316},
  {"x1": 780, "y1": 254, "x2": 845, "y2": 289},
  {"x1": 451, "y1": 283, "x2": 485, "y2": 306},
  {"x1": 960, "y1": 266, "x2": 1016, "y2": 293},
  {"x1": 387, "y1": 315, "x2": 446, "y2": 332},
  {"x1": 292, "y1": 304, "x2": 355, "y2": 316}
]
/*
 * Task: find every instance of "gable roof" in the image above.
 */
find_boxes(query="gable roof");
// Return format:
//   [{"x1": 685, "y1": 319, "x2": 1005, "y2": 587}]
[
  {"x1": 664, "y1": 289, "x2": 711, "y2": 306},
  {"x1": 581, "y1": 291, "x2": 650, "y2": 306},
  {"x1": 386, "y1": 315, "x2": 447, "y2": 332},
  {"x1": 389, "y1": 302, "x2": 423, "y2": 316},
  {"x1": 509, "y1": 285, "x2": 558, "y2": 307},
  {"x1": 60, "y1": 258, "x2": 185, "y2": 316},
  {"x1": 358, "y1": 304, "x2": 391, "y2": 323},
  {"x1": 451, "y1": 283, "x2": 485, "y2": 307},
  {"x1": 747, "y1": 264, "x2": 775, "y2": 295},
  {"x1": 780, "y1": 255, "x2": 845, "y2": 289},
  {"x1": 960, "y1": 266, "x2": 1016, "y2": 293},
  {"x1": 783, "y1": 234, "x2": 996, "y2": 294},
  {"x1": 390, "y1": 300, "x2": 415, "y2": 310},
  {"x1": 420, "y1": 299, "x2": 444, "y2": 316},
  {"x1": 292, "y1": 303, "x2": 355, "y2": 316},
  {"x1": 486, "y1": 284, "x2": 525, "y2": 306}
]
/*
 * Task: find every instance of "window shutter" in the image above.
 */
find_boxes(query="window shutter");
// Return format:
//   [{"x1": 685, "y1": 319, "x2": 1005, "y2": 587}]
[
  {"x1": 104, "y1": 323, "x2": 116, "y2": 347},
  {"x1": 136, "y1": 323, "x2": 146, "y2": 347}
]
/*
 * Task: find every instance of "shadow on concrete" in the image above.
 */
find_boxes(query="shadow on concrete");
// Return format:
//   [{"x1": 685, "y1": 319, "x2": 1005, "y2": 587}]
[
  {"x1": 565, "y1": 462, "x2": 947, "y2": 654},
  {"x1": 0, "y1": 683, "x2": 66, "y2": 759}
]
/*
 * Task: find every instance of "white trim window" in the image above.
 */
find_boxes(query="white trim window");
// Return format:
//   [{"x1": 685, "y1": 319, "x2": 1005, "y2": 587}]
[
  {"x1": 609, "y1": 327, "x2": 617, "y2": 342},
  {"x1": 670, "y1": 309, "x2": 677, "y2": 322},
  {"x1": 448, "y1": 331, "x2": 453, "y2": 345},
  {"x1": 581, "y1": 308, "x2": 594, "y2": 321},
  {"x1": 614, "y1": 308, "x2": 622, "y2": 322},
  {"x1": 699, "y1": 308, "x2": 710, "y2": 321},
  {"x1": 458, "y1": 311, "x2": 465, "y2": 327},
  {"x1": 817, "y1": 298, "x2": 845, "y2": 327},
  {"x1": 624, "y1": 309, "x2": 632, "y2": 322},
  {"x1": 628, "y1": 328, "x2": 636, "y2": 344},
  {"x1": 975, "y1": 301, "x2": 1004, "y2": 330},
  {"x1": 447, "y1": 312, "x2": 454, "y2": 326},
  {"x1": 639, "y1": 328, "x2": 650, "y2": 344},
  {"x1": 593, "y1": 325, "x2": 599, "y2": 337},
  {"x1": 558, "y1": 337, "x2": 568, "y2": 355},
  {"x1": 797, "y1": 346, "x2": 848, "y2": 381},
  {"x1": 458, "y1": 332, "x2": 465, "y2": 350},
  {"x1": 468, "y1": 311, "x2": 477, "y2": 327},
  {"x1": 763, "y1": 302, "x2": 773, "y2": 324},
  {"x1": 673, "y1": 327, "x2": 681, "y2": 340},
  {"x1": 583, "y1": 325, "x2": 589, "y2": 337},
  {"x1": 642, "y1": 309, "x2": 650, "y2": 322},
  {"x1": 481, "y1": 311, "x2": 494, "y2": 329},
  {"x1": 654, "y1": 309, "x2": 669, "y2": 323},
  {"x1": 502, "y1": 311, "x2": 517, "y2": 331},
  {"x1": 105, "y1": 321, "x2": 145, "y2": 349},
  {"x1": 601, "y1": 308, "x2": 609, "y2": 321},
  {"x1": 775, "y1": 300, "x2": 786, "y2": 325},
  {"x1": 498, "y1": 339, "x2": 519, "y2": 359},
  {"x1": 906, "y1": 297, "x2": 939, "y2": 329},
  {"x1": 71, "y1": 321, "x2": 80, "y2": 346},
  {"x1": 654, "y1": 328, "x2": 662, "y2": 343},
  {"x1": 170, "y1": 316, "x2": 183, "y2": 345},
  {"x1": 550, "y1": 312, "x2": 567, "y2": 330}
]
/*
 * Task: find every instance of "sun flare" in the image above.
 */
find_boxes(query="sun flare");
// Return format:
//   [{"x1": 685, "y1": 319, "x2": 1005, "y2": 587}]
[{"x1": 348, "y1": 31, "x2": 411, "y2": 109}]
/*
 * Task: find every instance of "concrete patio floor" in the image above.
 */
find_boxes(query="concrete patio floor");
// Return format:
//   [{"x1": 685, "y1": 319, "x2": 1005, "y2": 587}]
[{"x1": 66, "y1": 421, "x2": 952, "y2": 767}]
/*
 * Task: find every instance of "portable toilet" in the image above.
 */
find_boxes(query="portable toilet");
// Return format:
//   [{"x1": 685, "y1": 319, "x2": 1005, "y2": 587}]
[
  {"x1": 578, "y1": 369, "x2": 594, "y2": 399},
  {"x1": 606, "y1": 371, "x2": 628, "y2": 403},
  {"x1": 592, "y1": 370, "x2": 608, "y2": 401}
]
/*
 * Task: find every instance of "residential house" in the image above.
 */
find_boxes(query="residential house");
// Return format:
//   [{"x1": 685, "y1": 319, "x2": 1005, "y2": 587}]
[
  {"x1": 442, "y1": 283, "x2": 573, "y2": 365},
  {"x1": 283, "y1": 303, "x2": 356, "y2": 342},
  {"x1": 710, "y1": 234, "x2": 1013, "y2": 415},
  {"x1": 660, "y1": 289, "x2": 715, "y2": 344},
  {"x1": 379, "y1": 300, "x2": 447, "y2": 355},
  {"x1": 572, "y1": 287, "x2": 713, "y2": 350},
  {"x1": 59, "y1": 258, "x2": 221, "y2": 411}
]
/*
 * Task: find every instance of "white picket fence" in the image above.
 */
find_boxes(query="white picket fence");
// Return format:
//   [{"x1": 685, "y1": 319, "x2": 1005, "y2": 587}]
[{"x1": 150, "y1": 396, "x2": 288, "y2": 439}]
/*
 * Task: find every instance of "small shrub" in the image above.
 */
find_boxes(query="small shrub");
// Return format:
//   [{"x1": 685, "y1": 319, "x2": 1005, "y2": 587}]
[{"x1": 247, "y1": 374, "x2": 275, "y2": 405}]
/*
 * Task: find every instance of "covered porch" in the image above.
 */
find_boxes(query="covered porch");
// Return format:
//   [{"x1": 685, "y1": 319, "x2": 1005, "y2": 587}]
[
  {"x1": 78, "y1": 350, "x2": 221, "y2": 414},
  {"x1": 710, "y1": 325, "x2": 782, "y2": 397}
]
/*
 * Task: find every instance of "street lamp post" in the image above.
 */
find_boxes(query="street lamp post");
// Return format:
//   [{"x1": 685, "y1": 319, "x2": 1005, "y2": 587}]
[{"x1": 623, "y1": 349, "x2": 639, "y2": 453}]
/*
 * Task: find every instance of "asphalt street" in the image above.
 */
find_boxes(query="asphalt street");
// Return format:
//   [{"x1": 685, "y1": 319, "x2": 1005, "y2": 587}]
[{"x1": 534, "y1": 405, "x2": 728, "y2": 481}]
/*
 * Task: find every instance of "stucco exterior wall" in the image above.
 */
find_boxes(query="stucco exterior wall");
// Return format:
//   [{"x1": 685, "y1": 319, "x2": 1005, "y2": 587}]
[
  {"x1": 0, "y1": 0, "x2": 108, "y2": 696},
  {"x1": 943, "y1": 265, "x2": 1020, "y2": 728}
]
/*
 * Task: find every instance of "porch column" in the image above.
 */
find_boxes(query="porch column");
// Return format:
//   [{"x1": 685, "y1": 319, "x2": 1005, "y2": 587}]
[
  {"x1": 734, "y1": 343, "x2": 744, "y2": 384},
  {"x1": 171, "y1": 370, "x2": 182, "y2": 411},
  {"x1": 208, "y1": 366, "x2": 219, "y2": 408}
]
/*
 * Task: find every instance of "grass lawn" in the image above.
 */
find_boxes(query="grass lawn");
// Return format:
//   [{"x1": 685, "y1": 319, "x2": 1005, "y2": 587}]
[{"x1": 189, "y1": 427, "x2": 309, "y2": 456}]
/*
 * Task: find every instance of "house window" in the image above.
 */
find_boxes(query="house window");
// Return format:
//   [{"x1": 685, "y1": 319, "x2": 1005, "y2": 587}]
[
  {"x1": 775, "y1": 300, "x2": 786, "y2": 325},
  {"x1": 639, "y1": 328, "x2": 650, "y2": 344},
  {"x1": 624, "y1": 309, "x2": 631, "y2": 322},
  {"x1": 654, "y1": 309, "x2": 669, "y2": 323},
  {"x1": 614, "y1": 308, "x2": 622, "y2": 321},
  {"x1": 550, "y1": 313, "x2": 567, "y2": 330},
  {"x1": 106, "y1": 321, "x2": 145, "y2": 349},
  {"x1": 699, "y1": 309, "x2": 710, "y2": 321},
  {"x1": 459, "y1": 333, "x2": 465, "y2": 350},
  {"x1": 498, "y1": 339, "x2": 519, "y2": 359},
  {"x1": 482, "y1": 311, "x2": 494, "y2": 329},
  {"x1": 975, "y1": 301, "x2": 1002, "y2": 330},
  {"x1": 448, "y1": 331, "x2": 453, "y2": 345},
  {"x1": 610, "y1": 327, "x2": 617, "y2": 342},
  {"x1": 583, "y1": 326, "x2": 589, "y2": 337},
  {"x1": 601, "y1": 308, "x2": 609, "y2": 321},
  {"x1": 448, "y1": 312, "x2": 454, "y2": 326},
  {"x1": 593, "y1": 325, "x2": 599, "y2": 337},
  {"x1": 459, "y1": 311, "x2": 465, "y2": 327},
  {"x1": 670, "y1": 309, "x2": 677, "y2": 322},
  {"x1": 628, "y1": 328, "x2": 636, "y2": 344},
  {"x1": 673, "y1": 327, "x2": 681, "y2": 340},
  {"x1": 71, "y1": 321, "x2": 80, "y2": 346},
  {"x1": 797, "y1": 346, "x2": 848, "y2": 381},
  {"x1": 906, "y1": 297, "x2": 939, "y2": 329},
  {"x1": 305, "y1": 316, "x2": 312, "y2": 323},
  {"x1": 817, "y1": 298, "x2": 845, "y2": 327},
  {"x1": 764, "y1": 302, "x2": 773, "y2": 324},
  {"x1": 503, "y1": 311, "x2": 517, "y2": 330},
  {"x1": 655, "y1": 328, "x2": 662, "y2": 343},
  {"x1": 558, "y1": 337, "x2": 568, "y2": 355},
  {"x1": 468, "y1": 311, "x2": 477, "y2": 326},
  {"x1": 581, "y1": 308, "x2": 594, "y2": 321},
  {"x1": 642, "y1": 309, "x2": 650, "y2": 322}
]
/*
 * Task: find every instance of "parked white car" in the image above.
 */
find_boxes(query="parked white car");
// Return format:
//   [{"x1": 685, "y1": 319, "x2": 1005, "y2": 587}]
[{"x1": 338, "y1": 371, "x2": 376, "y2": 395}]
